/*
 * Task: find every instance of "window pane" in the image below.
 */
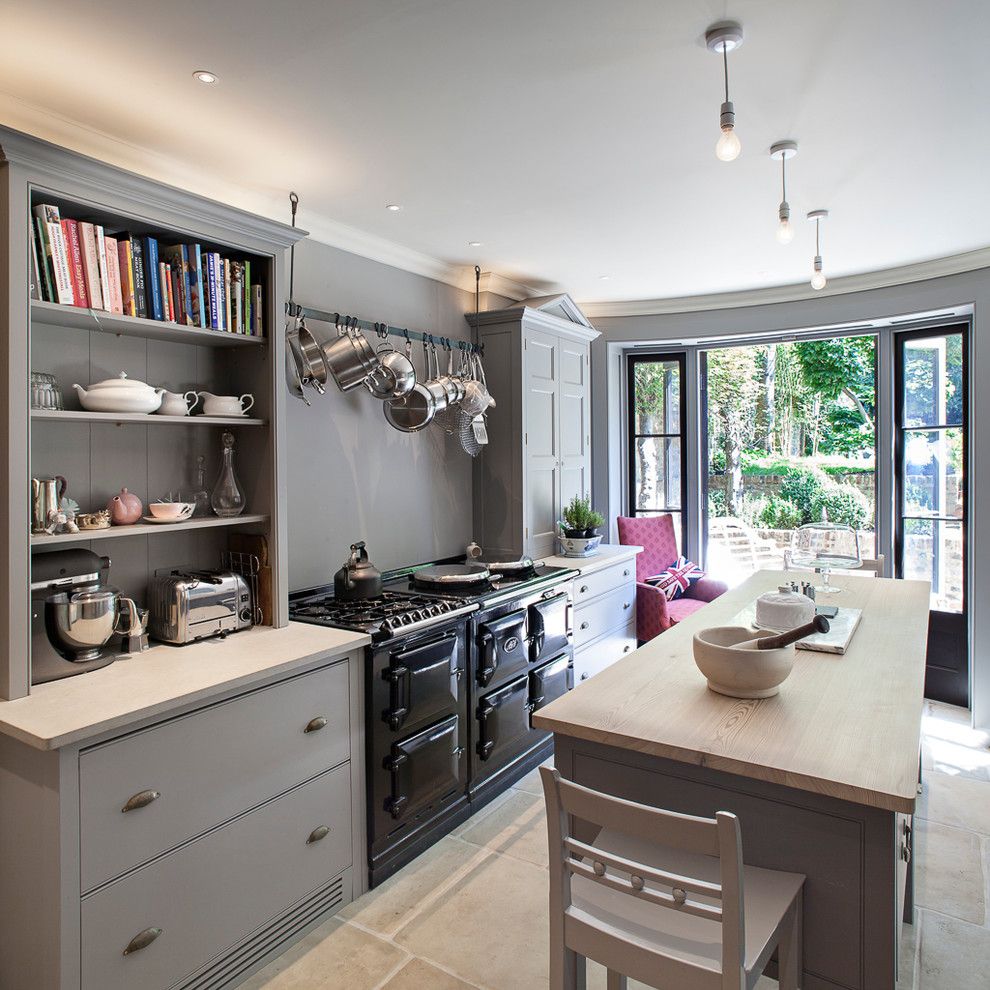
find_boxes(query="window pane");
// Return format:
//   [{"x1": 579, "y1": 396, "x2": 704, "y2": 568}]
[
  {"x1": 903, "y1": 335, "x2": 964, "y2": 427},
  {"x1": 903, "y1": 518, "x2": 964, "y2": 613},
  {"x1": 634, "y1": 437, "x2": 682, "y2": 510},
  {"x1": 903, "y1": 428, "x2": 964, "y2": 518},
  {"x1": 633, "y1": 511, "x2": 682, "y2": 555},
  {"x1": 633, "y1": 360, "x2": 680, "y2": 434}
]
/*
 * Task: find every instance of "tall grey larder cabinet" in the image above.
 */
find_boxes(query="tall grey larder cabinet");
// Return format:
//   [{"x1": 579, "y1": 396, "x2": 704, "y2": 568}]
[{"x1": 467, "y1": 295, "x2": 599, "y2": 558}]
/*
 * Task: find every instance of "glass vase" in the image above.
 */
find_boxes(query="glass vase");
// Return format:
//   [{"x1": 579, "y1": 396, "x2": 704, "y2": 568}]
[{"x1": 211, "y1": 431, "x2": 245, "y2": 518}]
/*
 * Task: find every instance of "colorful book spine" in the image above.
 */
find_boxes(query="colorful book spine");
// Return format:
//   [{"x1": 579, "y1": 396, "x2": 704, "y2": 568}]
[
  {"x1": 60, "y1": 219, "x2": 89, "y2": 308},
  {"x1": 130, "y1": 238, "x2": 148, "y2": 319},
  {"x1": 170, "y1": 267, "x2": 183, "y2": 325},
  {"x1": 33, "y1": 204, "x2": 75, "y2": 305},
  {"x1": 164, "y1": 263, "x2": 176, "y2": 322},
  {"x1": 29, "y1": 221, "x2": 42, "y2": 300},
  {"x1": 158, "y1": 262, "x2": 169, "y2": 322},
  {"x1": 231, "y1": 261, "x2": 243, "y2": 335},
  {"x1": 34, "y1": 218, "x2": 55, "y2": 302},
  {"x1": 205, "y1": 253, "x2": 217, "y2": 329},
  {"x1": 94, "y1": 226, "x2": 112, "y2": 313},
  {"x1": 104, "y1": 237, "x2": 123, "y2": 314},
  {"x1": 223, "y1": 259, "x2": 232, "y2": 333},
  {"x1": 252, "y1": 284, "x2": 263, "y2": 336},
  {"x1": 117, "y1": 240, "x2": 135, "y2": 316},
  {"x1": 243, "y1": 260, "x2": 251, "y2": 335},
  {"x1": 78, "y1": 222, "x2": 105, "y2": 310},
  {"x1": 187, "y1": 243, "x2": 204, "y2": 328},
  {"x1": 144, "y1": 237, "x2": 162, "y2": 320}
]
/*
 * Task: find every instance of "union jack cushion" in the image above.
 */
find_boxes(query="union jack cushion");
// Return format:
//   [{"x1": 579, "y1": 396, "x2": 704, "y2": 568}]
[{"x1": 645, "y1": 556, "x2": 706, "y2": 602}]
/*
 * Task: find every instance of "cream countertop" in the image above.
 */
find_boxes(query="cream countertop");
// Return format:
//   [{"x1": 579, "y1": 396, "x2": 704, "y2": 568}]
[
  {"x1": 0, "y1": 622, "x2": 369, "y2": 751},
  {"x1": 539, "y1": 543, "x2": 642, "y2": 577},
  {"x1": 534, "y1": 570, "x2": 929, "y2": 813}
]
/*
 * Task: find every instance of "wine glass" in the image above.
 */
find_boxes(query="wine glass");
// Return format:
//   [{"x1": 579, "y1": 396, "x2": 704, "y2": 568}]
[{"x1": 790, "y1": 523, "x2": 861, "y2": 594}]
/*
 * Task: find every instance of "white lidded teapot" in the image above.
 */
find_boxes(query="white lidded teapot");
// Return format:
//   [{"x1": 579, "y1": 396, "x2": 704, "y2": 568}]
[
  {"x1": 196, "y1": 391, "x2": 255, "y2": 417},
  {"x1": 156, "y1": 390, "x2": 200, "y2": 416},
  {"x1": 73, "y1": 372, "x2": 163, "y2": 414}
]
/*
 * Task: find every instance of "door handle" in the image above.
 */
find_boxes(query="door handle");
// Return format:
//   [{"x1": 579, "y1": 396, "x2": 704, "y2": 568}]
[
  {"x1": 121, "y1": 789, "x2": 161, "y2": 813},
  {"x1": 123, "y1": 927, "x2": 163, "y2": 956},
  {"x1": 304, "y1": 716, "x2": 328, "y2": 733}
]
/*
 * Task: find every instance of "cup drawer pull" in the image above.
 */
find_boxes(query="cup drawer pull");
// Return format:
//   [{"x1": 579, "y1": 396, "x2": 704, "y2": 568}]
[
  {"x1": 123, "y1": 927, "x2": 163, "y2": 956},
  {"x1": 304, "y1": 716, "x2": 328, "y2": 733},
  {"x1": 623, "y1": 601, "x2": 631, "y2": 610},
  {"x1": 307, "y1": 824, "x2": 331, "y2": 844},
  {"x1": 121, "y1": 789, "x2": 161, "y2": 813},
  {"x1": 579, "y1": 585, "x2": 589, "y2": 594},
  {"x1": 579, "y1": 621, "x2": 590, "y2": 630}
]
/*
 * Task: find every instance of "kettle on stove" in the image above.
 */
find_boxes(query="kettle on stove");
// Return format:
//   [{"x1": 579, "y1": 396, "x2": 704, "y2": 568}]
[{"x1": 334, "y1": 541, "x2": 382, "y2": 601}]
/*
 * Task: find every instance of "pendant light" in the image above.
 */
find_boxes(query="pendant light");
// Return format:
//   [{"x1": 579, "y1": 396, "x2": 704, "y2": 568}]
[
  {"x1": 769, "y1": 141, "x2": 797, "y2": 244},
  {"x1": 706, "y1": 22, "x2": 744, "y2": 162},
  {"x1": 807, "y1": 209, "x2": 829, "y2": 290}
]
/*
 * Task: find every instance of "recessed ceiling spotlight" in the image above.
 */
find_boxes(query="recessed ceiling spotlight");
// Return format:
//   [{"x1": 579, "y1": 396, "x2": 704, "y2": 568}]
[
  {"x1": 192, "y1": 70, "x2": 219, "y2": 84},
  {"x1": 385, "y1": 204, "x2": 402, "y2": 212},
  {"x1": 769, "y1": 141, "x2": 797, "y2": 244},
  {"x1": 468, "y1": 241, "x2": 483, "y2": 247},
  {"x1": 706, "y1": 22, "x2": 744, "y2": 162},
  {"x1": 807, "y1": 209, "x2": 829, "y2": 290}
]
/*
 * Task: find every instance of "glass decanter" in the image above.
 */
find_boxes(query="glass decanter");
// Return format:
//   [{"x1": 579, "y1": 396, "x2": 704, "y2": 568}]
[
  {"x1": 191, "y1": 455, "x2": 210, "y2": 517},
  {"x1": 210, "y1": 431, "x2": 245, "y2": 518}
]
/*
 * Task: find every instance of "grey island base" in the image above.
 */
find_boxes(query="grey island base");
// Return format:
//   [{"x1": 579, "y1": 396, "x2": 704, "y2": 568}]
[{"x1": 534, "y1": 570, "x2": 929, "y2": 990}]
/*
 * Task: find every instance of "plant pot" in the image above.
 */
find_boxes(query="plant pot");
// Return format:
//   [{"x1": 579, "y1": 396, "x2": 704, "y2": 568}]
[{"x1": 562, "y1": 527, "x2": 586, "y2": 539}]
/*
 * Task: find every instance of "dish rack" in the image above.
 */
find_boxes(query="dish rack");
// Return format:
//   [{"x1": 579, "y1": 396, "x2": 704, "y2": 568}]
[{"x1": 221, "y1": 549, "x2": 264, "y2": 625}]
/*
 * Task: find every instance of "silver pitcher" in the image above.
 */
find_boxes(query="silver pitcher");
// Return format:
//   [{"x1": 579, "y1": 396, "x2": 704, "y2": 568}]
[{"x1": 31, "y1": 476, "x2": 67, "y2": 534}]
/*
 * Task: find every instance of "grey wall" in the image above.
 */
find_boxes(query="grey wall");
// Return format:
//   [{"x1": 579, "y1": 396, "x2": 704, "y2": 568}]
[
  {"x1": 590, "y1": 268, "x2": 989, "y2": 729},
  {"x1": 285, "y1": 239, "x2": 477, "y2": 589}
]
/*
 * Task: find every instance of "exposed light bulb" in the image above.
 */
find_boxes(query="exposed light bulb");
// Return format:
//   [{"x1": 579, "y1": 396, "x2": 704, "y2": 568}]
[
  {"x1": 716, "y1": 127, "x2": 741, "y2": 162},
  {"x1": 811, "y1": 269, "x2": 827, "y2": 290},
  {"x1": 776, "y1": 218, "x2": 794, "y2": 244}
]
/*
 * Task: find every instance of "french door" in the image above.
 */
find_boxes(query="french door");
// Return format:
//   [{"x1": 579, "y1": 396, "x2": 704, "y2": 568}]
[{"x1": 895, "y1": 326, "x2": 969, "y2": 707}]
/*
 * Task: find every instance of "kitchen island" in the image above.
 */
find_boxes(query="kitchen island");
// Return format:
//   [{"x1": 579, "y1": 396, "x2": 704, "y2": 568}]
[{"x1": 533, "y1": 569, "x2": 929, "y2": 990}]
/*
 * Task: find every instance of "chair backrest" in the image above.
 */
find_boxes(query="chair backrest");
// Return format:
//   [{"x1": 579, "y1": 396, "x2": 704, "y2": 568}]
[
  {"x1": 616, "y1": 514, "x2": 678, "y2": 582},
  {"x1": 856, "y1": 555, "x2": 885, "y2": 575},
  {"x1": 541, "y1": 767, "x2": 745, "y2": 989}
]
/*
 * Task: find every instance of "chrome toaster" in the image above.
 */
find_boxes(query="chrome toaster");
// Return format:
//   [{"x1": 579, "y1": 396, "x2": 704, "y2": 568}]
[{"x1": 148, "y1": 570, "x2": 253, "y2": 645}]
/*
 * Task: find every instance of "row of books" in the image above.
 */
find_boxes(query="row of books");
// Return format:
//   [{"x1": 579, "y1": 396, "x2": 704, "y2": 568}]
[{"x1": 31, "y1": 203, "x2": 265, "y2": 337}]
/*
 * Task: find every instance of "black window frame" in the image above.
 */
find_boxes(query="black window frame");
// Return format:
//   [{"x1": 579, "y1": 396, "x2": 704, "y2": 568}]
[{"x1": 626, "y1": 352, "x2": 688, "y2": 549}]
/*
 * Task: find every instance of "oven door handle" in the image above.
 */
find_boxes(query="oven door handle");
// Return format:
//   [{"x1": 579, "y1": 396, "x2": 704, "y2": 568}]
[
  {"x1": 382, "y1": 664, "x2": 411, "y2": 732},
  {"x1": 383, "y1": 750, "x2": 409, "y2": 819},
  {"x1": 476, "y1": 698, "x2": 496, "y2": 760},
  {"x1": 478, "y1": 630, "x2": 497, "y2": 686}
]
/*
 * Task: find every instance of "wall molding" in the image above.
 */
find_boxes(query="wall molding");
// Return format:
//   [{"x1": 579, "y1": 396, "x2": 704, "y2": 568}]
[{"x1": 580, "y1": 248, "x2": 990, "y2": 318}]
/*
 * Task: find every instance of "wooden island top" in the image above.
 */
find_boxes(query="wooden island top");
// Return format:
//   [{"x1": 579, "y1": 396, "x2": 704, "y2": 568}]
[{"x1": 534, "y1": 570, "x2": 930, "y2": 813}]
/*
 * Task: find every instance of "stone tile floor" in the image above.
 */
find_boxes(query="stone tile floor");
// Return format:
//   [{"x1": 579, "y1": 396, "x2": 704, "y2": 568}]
[{"x1": 245, "y1": 701, "x2": 990, "y2": 989}]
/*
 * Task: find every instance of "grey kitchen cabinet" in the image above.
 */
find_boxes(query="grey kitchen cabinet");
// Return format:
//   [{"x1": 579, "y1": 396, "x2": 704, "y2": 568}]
[
  {"x1": 0, "y1": 646, "x2": 367, "y2": 990},
  {"x1": 468, "y1": 294, "x2": 599, "y2": 558}
]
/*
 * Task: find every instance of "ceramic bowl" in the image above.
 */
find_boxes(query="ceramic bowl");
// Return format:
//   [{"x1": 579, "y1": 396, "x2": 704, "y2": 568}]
[
  {"x1": 148, "y1": 501, "x2": 195, "y2": 520},
  {"x1": 692, "y1": 625, "x2": 795, "y2": 699},
  {"x1": 558, "y1": 534, "x2": 603, "y2": 558}
]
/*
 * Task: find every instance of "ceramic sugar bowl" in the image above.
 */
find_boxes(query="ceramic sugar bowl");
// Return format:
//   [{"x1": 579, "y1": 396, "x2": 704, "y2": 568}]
[{"x1": 107, "y1": 488, "x2": 143, "y2": 525}]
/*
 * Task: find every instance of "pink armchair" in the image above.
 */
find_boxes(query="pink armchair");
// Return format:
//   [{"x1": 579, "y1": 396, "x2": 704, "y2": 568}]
[{"x1": 616, "y1": 514, "x2": 728, "y2": 643}]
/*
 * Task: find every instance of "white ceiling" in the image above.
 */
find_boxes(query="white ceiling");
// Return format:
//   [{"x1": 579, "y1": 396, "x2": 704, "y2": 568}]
[{"x1": 2, "y1": 0, "x2": 988, "y2": 304}]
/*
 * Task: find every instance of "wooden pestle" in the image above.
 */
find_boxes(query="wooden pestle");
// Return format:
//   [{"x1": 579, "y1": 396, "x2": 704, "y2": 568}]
[{"x1": 735, "y1": 613, "x2": 831, "y2": 651}]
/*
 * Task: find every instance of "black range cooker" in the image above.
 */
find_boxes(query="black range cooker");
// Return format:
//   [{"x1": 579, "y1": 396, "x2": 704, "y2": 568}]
[{"x1": 289, "y1": 560, "x2": 576, "y2": 887}]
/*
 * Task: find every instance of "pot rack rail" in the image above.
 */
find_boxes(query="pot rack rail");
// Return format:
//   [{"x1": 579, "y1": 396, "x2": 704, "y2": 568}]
[{"x1": 284, "y1": 302, "x2": 483, "y2": 355}]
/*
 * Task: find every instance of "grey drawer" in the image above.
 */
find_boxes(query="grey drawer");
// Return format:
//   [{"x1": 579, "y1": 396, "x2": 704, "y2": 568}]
[
  {"x1": 573, "y1": 583, "x2": 635, "y2": 649},
  {"x1": 80, "y1": 660, "x2": 349, "y2": 892},
  {"x1": 81, "y1": 764, "x2": 351, "y2": 990},
  {"x1": 573, "y1": 618, "x2": 637, "y2": 683},
  {"x1": 572, "y1": 559, "x2": 636, "y2": 606}
]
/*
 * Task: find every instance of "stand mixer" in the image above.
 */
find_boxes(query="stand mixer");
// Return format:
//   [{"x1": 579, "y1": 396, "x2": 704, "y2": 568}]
[{"x1": 31, "y1": 548, "x2": 143, "y2": 684}]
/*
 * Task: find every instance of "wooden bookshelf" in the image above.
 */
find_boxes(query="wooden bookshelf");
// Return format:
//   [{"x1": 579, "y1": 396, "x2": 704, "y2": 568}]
[{"x1": 30, "y1": 299, "x2": 265, "y2": 347}]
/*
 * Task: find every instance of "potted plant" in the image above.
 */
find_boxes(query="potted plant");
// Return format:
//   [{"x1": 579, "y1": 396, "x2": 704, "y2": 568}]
[{"x1": 560, "y1": 496, "x2": 606, "y2": 539}]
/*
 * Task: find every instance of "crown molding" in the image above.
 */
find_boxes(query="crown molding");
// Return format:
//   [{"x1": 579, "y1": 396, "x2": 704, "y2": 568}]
[
  {"x1": 477, "y1": 270, "x2": 543, "y2": 303},
  {"x1": 580, "y1": 248, "x2": 990, "y2": 318}
]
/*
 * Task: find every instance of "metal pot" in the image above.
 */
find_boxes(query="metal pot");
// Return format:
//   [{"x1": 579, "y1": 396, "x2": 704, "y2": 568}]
[
  {"x1": 296, "y1": 318, "x2": 329, "y2": 394},
  {"x1": 412, "y1": 562, "x2": 491, "y2": 586},
  {"x1": 366, "y1": 329, "x2": 416, "y2": 400},
  {"x1": 321, "y1": 317, "x2": 380, "y2": 393},
  {"x1": 333, "y1": 541, "x2": 383, "y2": 601},
  {"x1": 384, "y1": 341, "x2": 442, "y2": 432}
]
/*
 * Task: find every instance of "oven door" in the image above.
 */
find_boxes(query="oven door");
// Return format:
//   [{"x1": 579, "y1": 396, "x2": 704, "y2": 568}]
[
  {"x1": 529, "y1": 654, "x2": 573, "y2": 720},
  {"x1": 381, "y1": 633, "x2": 462, "y2": 733},
  {"x1": 476, "y1": 609, "x2": 529, "y2": 689},
  {"x1": 475, "y1": 675, "x2": 532, "y2": 765},
  {"x1": 528, "y1": 592, "x2": 571, "y2": 664},
  {"x1": 383, "y1": 714, "x2": 465, "y2": 822}
]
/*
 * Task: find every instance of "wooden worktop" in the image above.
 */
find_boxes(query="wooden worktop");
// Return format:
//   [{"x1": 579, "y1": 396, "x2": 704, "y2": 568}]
[
  {"x1": 0, "y1": 623, "x2": 369, "y2": 751},
  {"x1": 534, "y1": 570, "x2": 929, "y2": 813}
]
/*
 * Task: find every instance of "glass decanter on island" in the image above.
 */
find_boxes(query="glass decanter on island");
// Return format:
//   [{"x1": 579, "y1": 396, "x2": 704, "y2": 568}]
[
  {"x1": 790, "y1": 521, "x2": 861, "y2": 594},
  {"x1": 211, "y1": 431, "x2": 245, "y2": 518}
]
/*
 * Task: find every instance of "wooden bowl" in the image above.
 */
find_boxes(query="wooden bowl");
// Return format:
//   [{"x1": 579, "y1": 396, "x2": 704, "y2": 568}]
[{"x1": 692, "y1": 625, "x2": 795, "y2": 699}]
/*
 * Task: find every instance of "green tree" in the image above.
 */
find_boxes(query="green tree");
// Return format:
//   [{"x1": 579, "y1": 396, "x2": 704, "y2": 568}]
[{"x1": 793, "y1": 337, "x2": 876, "y2": 431}]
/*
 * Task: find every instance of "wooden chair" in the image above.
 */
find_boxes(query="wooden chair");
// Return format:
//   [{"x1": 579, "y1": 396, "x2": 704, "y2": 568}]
[{"x1": 541, "y1": 767, "x2": 804, "y2": 990}]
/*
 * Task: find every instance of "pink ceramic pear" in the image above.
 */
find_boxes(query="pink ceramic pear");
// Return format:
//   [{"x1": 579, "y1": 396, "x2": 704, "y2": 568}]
[{"x1": 107, "y1": 487, "x2": 143, "y2": 525}]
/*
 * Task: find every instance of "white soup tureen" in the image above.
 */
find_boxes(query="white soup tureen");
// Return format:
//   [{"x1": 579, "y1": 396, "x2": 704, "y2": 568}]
[{"x1": 73, "y1": 373, "x2": 164, "y2": 414}]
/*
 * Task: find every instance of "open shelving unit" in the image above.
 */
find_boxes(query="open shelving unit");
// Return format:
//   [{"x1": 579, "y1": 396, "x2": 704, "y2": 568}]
[{"x1": 1, "y1": 127, "x2": 306, "y2": 700}]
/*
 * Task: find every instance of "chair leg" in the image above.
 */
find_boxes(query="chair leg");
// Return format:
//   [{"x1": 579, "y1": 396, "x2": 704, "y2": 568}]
[
  {"x1": 777, "y1": 897, "x2": 803, "y2": 990},
  {"x1": 551, "y1": 946, "x2": 585, "y2": 990},
  {"x1": 606, "y1": 969, "x2": 628, "y2": 990}
]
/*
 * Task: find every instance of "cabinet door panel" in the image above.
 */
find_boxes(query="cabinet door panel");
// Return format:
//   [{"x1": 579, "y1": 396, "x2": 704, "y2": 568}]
[
  {"x1": 559, "y1": 340, "x2": 590, "y2": 508},
  {"x1": 525, "y1": 329, "x2": 561, "y2": 555}
]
